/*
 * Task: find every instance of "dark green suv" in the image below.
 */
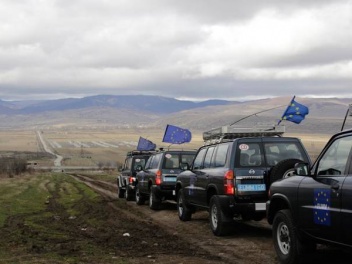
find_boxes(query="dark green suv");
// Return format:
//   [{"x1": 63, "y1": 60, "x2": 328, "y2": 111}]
[
  {"x1": 135, "y1": 149, "x2": 196, "y2": 210},
  {"x1": 175, "y1": 125, "x2": 311, "y2": 236},
  {"x1": 117, "y1": 150, "x2": 154, "y2": 201}
]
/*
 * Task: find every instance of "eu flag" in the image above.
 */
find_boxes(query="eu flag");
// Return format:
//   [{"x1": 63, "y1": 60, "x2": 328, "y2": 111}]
[
  {"x1": 162, "y1": 124, "x2": 192, "y2": 144},
  {"x1": 137, "y1": 137, "x2": 156, "y2": 151},
  {"x1": 313, "y1": 189, "x2": 331, "y2": 226},
  {"x1": 278, "y1": 96, "x2": 309, "y2": 124}
]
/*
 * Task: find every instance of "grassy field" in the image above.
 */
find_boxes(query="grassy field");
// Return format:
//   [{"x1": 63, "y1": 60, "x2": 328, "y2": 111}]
[
  {"x1": 0, "y1": 172, "x2": 120, "y2": 263},
  {"x1": 0, "y1": 128, "x2": 329, "y2": 168}
]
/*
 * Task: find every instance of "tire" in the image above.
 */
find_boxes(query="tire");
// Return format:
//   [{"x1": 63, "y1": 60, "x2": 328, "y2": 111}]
[
  {"x1": 117, "y1": 179, "x2": 125, "y2": 198},
  {"x1": 149, "y1": 187, "x2": 161, "y2": 210},
  {"x1": 135, "y1": 185, "x2": 145, "y2": 205},
  {"x1": 270, "y1": 159, "x2": 303, "y2": 184},
  {"x1": 125, "y1": 185, "x2": 134, "y2": 201},
  {"x1": 273, "y1": 209, "x2": 315, "y2": 264},
  {"x1": 209, "y1": 196, "x2": 233, "y2": 236},
  {"x1": 177, "y1": 189, "x2": 192, "y2": 221}
]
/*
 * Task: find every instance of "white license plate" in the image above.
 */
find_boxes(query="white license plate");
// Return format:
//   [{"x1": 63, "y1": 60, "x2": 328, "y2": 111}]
[
  {"x1": 237, "y1": 184, "x2": 266, "y2": 191},
  {"x1": 164, "y1": 177, "x2": 177, "y2": 182}
]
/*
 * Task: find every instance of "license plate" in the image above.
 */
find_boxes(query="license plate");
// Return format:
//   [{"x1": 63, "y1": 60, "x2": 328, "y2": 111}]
[
  {"x1": 164, "y1": 177, "x2": 176, "y2": 182},
  {"x1": 237, "y1": 184, "x2": 266, "y2": 191}
]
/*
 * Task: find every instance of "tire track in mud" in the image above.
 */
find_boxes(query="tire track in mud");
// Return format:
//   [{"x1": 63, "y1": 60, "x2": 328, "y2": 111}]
[{"x1": 70, "y1": 173, "x2": 278, "y2": 264}]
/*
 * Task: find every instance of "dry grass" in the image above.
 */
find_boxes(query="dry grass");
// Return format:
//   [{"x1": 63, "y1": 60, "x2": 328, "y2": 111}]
[{"x1": 0, "y1": 128, "x2": 330, "y2": 166}]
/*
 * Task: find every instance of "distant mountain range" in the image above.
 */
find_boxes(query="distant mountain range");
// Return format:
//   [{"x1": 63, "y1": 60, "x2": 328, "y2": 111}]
[
  {"x1": 0, "y1": 95, "x2": 351, "y2": 134},
  {"x1": 0, "y1": 95, "x2": 235, "y2": 115}
]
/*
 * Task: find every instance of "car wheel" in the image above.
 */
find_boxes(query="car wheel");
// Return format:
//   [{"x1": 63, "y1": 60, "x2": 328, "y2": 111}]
[
  {"x1": 135, "y1": 185, "x2": 145, "y2": 205},
  {"x1": 270, "y1": 159, "x2": 303, "y2": 184},
  {"x1": 149, "y1": 187, "x2": 160, "y2": 210},
  {"x1": 273, "y1": 209, "x2": 315, "y2": 264},
  {"x1": 125, "y1": 186, "x2": 134, "y2": 201},
  {"x1": 209, "y1": 196, "x2": 232, "y2": 236},
  {"x1": 117, "y1": 181, "x2": 125, "y2": 198},
  {"x1": 177, "y1": 189, "x2": 192, "y2": 221}
]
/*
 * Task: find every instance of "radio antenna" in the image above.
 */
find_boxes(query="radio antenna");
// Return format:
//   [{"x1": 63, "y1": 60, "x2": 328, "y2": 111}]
[{"x1": 230, "y1": 105, "x2": 285, "y2": 126}]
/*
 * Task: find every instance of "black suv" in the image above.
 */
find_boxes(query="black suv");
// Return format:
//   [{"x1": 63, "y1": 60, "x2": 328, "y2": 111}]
[
  {"x1": 175, "y1": 125, "x2": 311, "y2": 236},
  {"x1": 135, "y1": 149, "x2": 196, "y2": 210},
  {"x1": 267, "y1": 128, "x2": 352, "y2": 264},
  {"x1": 117, "y1": 150, "x2": 154, "y2": 201}
]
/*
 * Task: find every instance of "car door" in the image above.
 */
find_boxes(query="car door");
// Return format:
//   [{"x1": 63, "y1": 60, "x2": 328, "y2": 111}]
[
  {"x1": 193, "y1": 146, "x2": 216, "y2": 206},
  {"x1": 185, "y1": 147, "x2": 207, "y2": 204},
  {"x1": 297, "y1": 134, "x2": 352, "y2": 242},
  {"x1": 137, "y1": 156, "x2": 152, "y2": 194},
  {"x1": 144, "y1": 153, "x2": 162, "y2": 191},
  {"x1": 338, "y1": 135, "x2": 352, "y2": 245}
]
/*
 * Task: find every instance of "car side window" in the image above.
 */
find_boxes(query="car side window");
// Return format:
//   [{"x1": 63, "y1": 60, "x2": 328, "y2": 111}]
[
  {"x1": 145, "y1": 156, "x2": 153, "y2": 169},
  {"x1": 213, "y1": 144, "x2": 229, "y2": 167},
  {"x1": 151, "y1": 153, "x2": 162, "y2": 169},
  {"x1": 124, "y1": 157, "x2": 132, "y2": 170},
  {"x1": 203, "y1": 147, "x2": 215, "y2": 168},
  {"x1": 317, "y1": 136, "x2": 352, "y2": 176},
  {"x1": 193, "y1": 148, "x2": 207, "y2": 170}
]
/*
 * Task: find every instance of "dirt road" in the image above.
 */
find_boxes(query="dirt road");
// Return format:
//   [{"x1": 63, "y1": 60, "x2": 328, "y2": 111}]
[{"x1": 72, "y1": 174, "x2": 352, "y2": 264}]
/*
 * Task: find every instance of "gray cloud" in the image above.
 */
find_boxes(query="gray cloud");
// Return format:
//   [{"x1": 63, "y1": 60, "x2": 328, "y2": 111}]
[{"x1": 0, "y1": 0, "x2": 352, "y2": 101}]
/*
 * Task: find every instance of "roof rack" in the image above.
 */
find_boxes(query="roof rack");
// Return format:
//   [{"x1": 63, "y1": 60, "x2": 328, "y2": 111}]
[
  {"x1": 126, "y1": 150, "x2": 156, "y2": 156},
  {"x1": 203, "y1": 124, "x2": 285, "y2": 144}
]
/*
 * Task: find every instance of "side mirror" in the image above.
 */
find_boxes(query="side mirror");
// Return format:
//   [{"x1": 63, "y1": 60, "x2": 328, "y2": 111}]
[
  {"x1": 135, "y1": 165, "x2": 143, "y2": 171},
  {"x1": 294, "y1": 162, "x2": 310, "y2": 176},
  {"x1": 180, "y1": 162, "x2": 190, "y2": 171}
]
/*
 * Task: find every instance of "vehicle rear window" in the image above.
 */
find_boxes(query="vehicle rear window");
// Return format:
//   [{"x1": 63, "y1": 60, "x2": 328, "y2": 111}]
[
  {"x1": 132, "y1": 157, "x2": 148, "y2": 170},
  {"x1": 264, "y1": 142, "x2": 306, "y2": 166},
  {"x1": 238, "y1": 143, "x2": 263, "y2": 166},
  {"x1": 181, "y1": 154, "x2": 195, "y2": 166},
  {"x1": 163, "y1": 153, "x2": 180, "y2": 169}
]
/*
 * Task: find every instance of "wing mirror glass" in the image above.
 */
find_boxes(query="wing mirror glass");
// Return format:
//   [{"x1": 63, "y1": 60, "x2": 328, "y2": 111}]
[
  {"x1": 180, "y1": 162, "x2": 190, "y2": 171},
  {"x1": 294, "y1": 162, "x2": 310, "y2": 176}
]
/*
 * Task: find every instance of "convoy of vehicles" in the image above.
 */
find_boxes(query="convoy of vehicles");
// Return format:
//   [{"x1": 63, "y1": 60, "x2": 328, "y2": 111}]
[{"x1": 116, "y1": 108, "x2": 352, "y2": 263}]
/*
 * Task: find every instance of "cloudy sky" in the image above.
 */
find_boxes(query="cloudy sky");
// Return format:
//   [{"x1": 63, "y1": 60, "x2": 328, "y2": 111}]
[{"x1": 1, "y1": 0, "x2": 352, "y2": 101}]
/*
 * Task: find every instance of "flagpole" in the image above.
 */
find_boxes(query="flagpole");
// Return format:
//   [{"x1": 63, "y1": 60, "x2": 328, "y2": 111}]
[
  {"x1": 277, "y1": 95, "x2": 295, "y2": 125},
  {"x1": 230, "y1": 104, "x2": 286, "y2": 126},
  {"x1": 341, "y1": 104, "x2": 351, "y2": 131}
]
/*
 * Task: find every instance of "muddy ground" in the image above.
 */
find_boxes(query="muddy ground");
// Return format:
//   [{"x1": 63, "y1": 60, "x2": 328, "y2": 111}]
[
  {"x1": 73, "y1": 174, "x2": 352, "y2": 264},
  {"x1": 1, "y1": 173, "x2": 351, "y2": 264}
]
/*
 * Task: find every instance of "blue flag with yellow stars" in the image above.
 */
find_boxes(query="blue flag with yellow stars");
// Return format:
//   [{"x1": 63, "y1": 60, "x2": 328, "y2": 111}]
[
  {"x1": 137, "y1": 137, "x2": 156, "y2": 151},
  {"x1": 278, "y1": 96, "x2": 309, "y2": 124},
  {"x1": 313, "y1": 189, "x2": 331, "y2": 226},
  {"x1": 162, "y1": 124, "x2": 192, "y2": 144}
]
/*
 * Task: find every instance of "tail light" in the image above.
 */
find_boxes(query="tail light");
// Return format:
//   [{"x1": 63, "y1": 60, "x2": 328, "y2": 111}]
[
  {"x1": 129, "y1": 177, "x2": 135, "y2": 184},
  {"x1": 224, "y1": 170, "x2": 235, "y2": 195},
  {"x1": 155, "y1": 170, "x2": 162, "y2": 185}
]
